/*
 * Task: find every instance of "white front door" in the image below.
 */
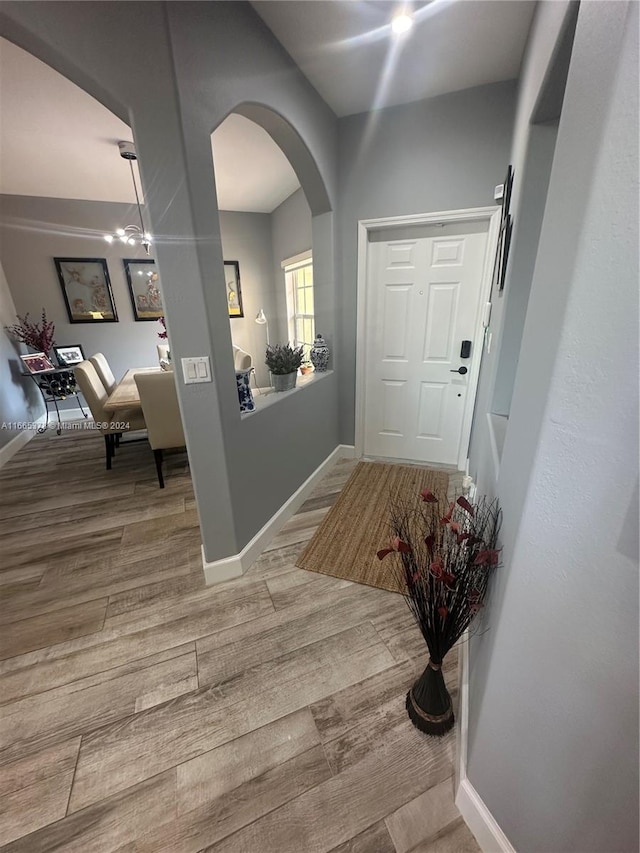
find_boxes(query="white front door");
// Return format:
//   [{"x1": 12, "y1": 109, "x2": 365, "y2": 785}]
[{"x1": 363, "y1": 221, "x2": 489, "y2": 466}]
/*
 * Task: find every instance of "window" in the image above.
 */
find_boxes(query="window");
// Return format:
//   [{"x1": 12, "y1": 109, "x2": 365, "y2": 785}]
[{"x1": 283, "y1": 251, "x2": 314, "y2": 359}]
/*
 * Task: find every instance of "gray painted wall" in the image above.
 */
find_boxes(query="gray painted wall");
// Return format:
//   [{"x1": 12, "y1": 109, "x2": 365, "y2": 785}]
[
  {"x1": 0, "y1": 195, "x2": 163, "y2": 394},
  {"x1": 336, "y1": 80, "x2": 517, "y2": 442},
  {"x1": 468, "y1": 0, "x2": 573, "y2": 492},
  {"x1": 467, "y1": 3, "x2": 639, "y2": 851},
  {"x1": 0, "y1": 1, "x2": 339, "y2": 565},
  {"x1": 219, "y1": 210, "x2": 277, "y2": 389},
  {"x1": 0, "y1": 259, "x2": 44, "y2": 450},
  {"x1": 271, "y1": 187, "x2": 313, "y2": 349}
]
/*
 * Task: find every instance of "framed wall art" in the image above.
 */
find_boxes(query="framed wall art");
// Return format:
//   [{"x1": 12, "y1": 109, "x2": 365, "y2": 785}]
[
  {"x1": 54, "y1": 258, "x2": 118, "y2": 323},
  {"x1": 224, "y1": 260, "x2": 244, "y2": 318},
  {"x1": 492, "y1": 164, "x2": 515, "y2": 294},
  {"x1": 53, "y1": 344, "x2": 86, "y2": 367},
  {"x1": 123, "y1": 258, "x2": 164, "y2": 320}
]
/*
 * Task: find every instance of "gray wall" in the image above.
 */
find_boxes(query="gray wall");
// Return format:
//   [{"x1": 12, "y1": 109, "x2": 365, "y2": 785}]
[
  {"x1": 0, "y1": 259, "x2": 43, "y2": 450},
  {"x1": 271, "y1": 187, "x2": 313, "y2": 347},
  {"x1": 0, "y1": 194, "x2": 163, "y2": 395},
  {"x1": 0, "y1": 1, "x2": 340, "y2": 566},
  {"x1": 219, "y1": 210, "x2": 278, "y2": 388},
  {"x1": 336, "y1": 80, "x2": 517, "y2": 442},
  {"x1": 467, "y1": 3, "x2": 639, "y2": 851}
]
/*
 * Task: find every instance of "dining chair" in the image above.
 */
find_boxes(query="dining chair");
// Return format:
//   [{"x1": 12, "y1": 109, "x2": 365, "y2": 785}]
[
  {"x1": 89, "y1": 352, "x2": 117, "y2": 394},
  {"x1": 134, "y1": 371, "x2": 186, "y2": 488},
  {"x1": 74, "y1": 361, "x2": 146, "y2": 470}
]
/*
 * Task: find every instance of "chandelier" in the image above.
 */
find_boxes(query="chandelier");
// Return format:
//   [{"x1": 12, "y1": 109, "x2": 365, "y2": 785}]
[{"x1": 104, "y1": 141, "x2": 152, "y2": 255}]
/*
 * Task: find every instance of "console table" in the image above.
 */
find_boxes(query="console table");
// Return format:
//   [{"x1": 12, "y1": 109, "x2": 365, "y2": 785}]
[{"x1": 22, "y1": 367, "x2": 89, "y2": 434}]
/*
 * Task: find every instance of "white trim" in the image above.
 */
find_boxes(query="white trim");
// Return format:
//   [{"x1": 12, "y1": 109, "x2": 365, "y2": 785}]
[
  {"x1": 456, "y1": 778, "x2": 516, "y2": 853},
  {"x1": 0, "y1": 426, "x2": 36, "y2": 469},
  {"x1": 455, "y1": 632, "x2": 515, "y2": 853},
  {"x1": 455, "y1": 633, "x2": 470, "y2": 792},
  {"x1": 202, "y1": 443, "x2": 355, "y2": 584},
  {"x1": 354, "y1": 206, "x2": 501, "y2": 468},
  {"x1": 281, "y1": 249, "x2": 312, "y2": 270}
]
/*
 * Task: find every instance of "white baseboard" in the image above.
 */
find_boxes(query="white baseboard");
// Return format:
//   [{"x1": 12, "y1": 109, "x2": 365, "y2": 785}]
[
  {"x1": 456, "y1": 778, "x2": 516, "y2": 853},
  {"x1": 0, "y1": 427, "x2": 35, "y2": 469},
  {"x1": 202, "y1": 444, "x2": 356, "y2": 585},
  {"x1": 455, "y1": 635, "x2": 515, "y2": 853}
]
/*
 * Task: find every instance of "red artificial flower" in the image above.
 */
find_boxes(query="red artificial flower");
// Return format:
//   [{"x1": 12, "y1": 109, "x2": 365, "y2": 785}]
[
  {"x1": 457, "y1": 496, "x2": 475, "y2": 516},
  {"x1": 377, "y1": 537, "x2": 412, "y2": 560},
  {"x1": 474, "y1": 549, "x2": 500, "y2": 566},
  {"x1": 420, "y1": 489, "x2": 438, "y2": 503},
  {"x1": 429, "y1": 558, "x2": 444, "y2": 578},
  {"x1": 441, "y1": 570, "x2": 456, "y2": 588},
  {"x1": 393, "y1": 537, "x2": 411, "y2": 553},
  {"x1": 438, "y1": 606, "x2": 448, "y2": 619},
  {"x1": 450, "y1": 521, "x2": 460, "y2": 533},
  {"x1": 456, "y1": 532, "x2": 471, "y2": 545},
  {"x1": 440, "y1": 502, "x2": 455, "y2": 524},
  {"x1": 424, "y1": 534, "x2": 435, "y2": 552}
]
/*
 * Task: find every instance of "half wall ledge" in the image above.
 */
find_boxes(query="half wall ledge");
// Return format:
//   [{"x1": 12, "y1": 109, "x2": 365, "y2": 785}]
[{"x1": 241, "y1": 369, "x2": 333, "y2": 419}]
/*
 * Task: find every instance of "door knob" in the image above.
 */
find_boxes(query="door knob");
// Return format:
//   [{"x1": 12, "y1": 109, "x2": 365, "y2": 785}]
[{"x1": 450, "y1": 366, "x2": 468, "y2": 374}]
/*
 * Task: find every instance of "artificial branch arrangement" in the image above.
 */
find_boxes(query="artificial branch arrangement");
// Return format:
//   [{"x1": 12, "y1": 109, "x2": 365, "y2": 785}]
[
  {"x1": 157, "y1": 316, "x2": 168, "y2": 340},
  {"x1": 6, "y1": 310, "x2": 55, "y2": 356},
  {"x1": 378, "y1": 488, "x2": 502, "y2": 735}
]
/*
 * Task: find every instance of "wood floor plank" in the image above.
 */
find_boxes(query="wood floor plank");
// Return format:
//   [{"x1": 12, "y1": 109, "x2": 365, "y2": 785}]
[
  {"x1": 326, "y1": 821, "x2": 396, "y2": 853},
  {"x1": 266, "y1": 567, "x2": 354, "y2": 610},
  {"x1": 0, "y1": 583, "x2": 274, "y2": 703},
  {"x1": 0, "y1": 761, "x2": 76, "y2": 846},
  {"x1": 0, "y1": 598, "x2": 108, "y2": 659},
  {"x1": 0, "y1": 737, "x2": 80, "y2": 799},
  {"x1": 0, "y1": 769, "x2": 177, "y2": 853},
  {"x1": 402, "y1": 818, "x2": 481, "y2": 853},
  {"x1": 0, "y1": 645, "x2": 197, "y2": 765},
  {"x1": 201, "y1": 717, "x2": 454, "y2": 853},
  {"x1": 197, "y1": 589, "x2": 391, "y2": 687},
  {"x1": 119, "y1": 745, "x2": 331, "y2": 853},
  {"x1": 68, "y1": 624, "x2": 395, "y2": 812},
  {"x1": 384, "y1": 779, "x2": 460, "y2": 853}
]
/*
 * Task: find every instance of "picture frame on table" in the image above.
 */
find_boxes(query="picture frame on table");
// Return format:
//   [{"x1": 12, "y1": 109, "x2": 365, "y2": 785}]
[
  {"x1": 123, "y1": 258, "x2": 164, "y2": 321},
  {"x1": 53, "y1": 344, "x2": 86, "y2": 367},
  {"x1": 224, "y1": 260, "x2": 244, "y2": 318},
  {"x1": 21, "y1": 352, "x2": 56, "y2": 374},
  {"x1": 54, "y1": 258, "x2": 118, "y2": 323}
]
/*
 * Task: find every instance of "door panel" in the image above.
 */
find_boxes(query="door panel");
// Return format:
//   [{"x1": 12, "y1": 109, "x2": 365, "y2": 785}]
[{"x1": 364, "y1": 223, "x2": 488, "y2": 466}]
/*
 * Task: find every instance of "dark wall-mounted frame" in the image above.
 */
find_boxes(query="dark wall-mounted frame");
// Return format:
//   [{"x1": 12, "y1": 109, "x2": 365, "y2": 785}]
[
  {"x1": 224, "y1": 260, "x2": 244, "y2": 318},
  {"x1": 492, "y1": 165, "x2": 514, "y2": 293},
  {"x1": 53, "y1": 344, "x2": 86, "y2": 367},
  {"x1": 54, "y1": 257, "x2": 118, "y2": 323},
  {"x1": 123, "y1": 258, "x2": 164, "y2": 321}
]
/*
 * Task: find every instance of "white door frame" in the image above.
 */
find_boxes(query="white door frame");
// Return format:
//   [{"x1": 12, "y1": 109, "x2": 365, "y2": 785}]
[{"x1": 355, "y1": 206, "x2": 501, "y2": 470}]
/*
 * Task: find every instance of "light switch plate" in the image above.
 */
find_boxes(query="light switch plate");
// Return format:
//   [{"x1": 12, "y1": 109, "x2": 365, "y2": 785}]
[{"x1": 182, "y1": 356, "x2": 211, "y2": 384}]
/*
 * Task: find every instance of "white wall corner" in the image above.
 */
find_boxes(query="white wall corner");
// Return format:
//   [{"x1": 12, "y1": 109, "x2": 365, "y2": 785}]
[{"x1": 202, "y1": 443, "x2": 356, "y2": 585}]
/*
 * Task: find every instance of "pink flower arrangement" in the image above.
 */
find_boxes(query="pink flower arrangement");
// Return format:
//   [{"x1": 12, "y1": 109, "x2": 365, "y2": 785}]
[
  {"x1": 6, "y1": 310, "x2": 55, "y2": 355},
  {"x1": 158, "y1": 316, "x2": 168, "y2": 340}
]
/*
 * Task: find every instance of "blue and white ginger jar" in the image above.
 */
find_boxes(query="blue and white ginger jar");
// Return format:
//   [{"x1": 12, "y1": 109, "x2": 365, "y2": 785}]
[{"x1": 310, "y1": 334, "x2": 330, "y2": 373}]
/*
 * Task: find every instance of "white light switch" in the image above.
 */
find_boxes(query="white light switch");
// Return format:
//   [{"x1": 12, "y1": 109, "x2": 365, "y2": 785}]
[{"x1": 182, "y1": 356, "x2": 211, "y2": 384}]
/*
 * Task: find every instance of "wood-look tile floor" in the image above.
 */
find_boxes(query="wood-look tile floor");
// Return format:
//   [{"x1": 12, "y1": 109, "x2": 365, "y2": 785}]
[{"x1": 0, "y1": 426, "x2": 479, "y2": 853}]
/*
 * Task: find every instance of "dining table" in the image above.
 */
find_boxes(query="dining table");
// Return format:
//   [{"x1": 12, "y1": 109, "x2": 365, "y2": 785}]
[{"x1": 103, "y1": 367, "x2": 163, "y2": 415}]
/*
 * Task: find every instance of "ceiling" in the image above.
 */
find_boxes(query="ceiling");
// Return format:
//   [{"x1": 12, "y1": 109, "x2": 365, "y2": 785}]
[
  {"x1": 0, "y1": 1, "x2": 535, "y2": 208},
  {"x1": 252, "y1": 0, "x2": 536, "y2": 117}
]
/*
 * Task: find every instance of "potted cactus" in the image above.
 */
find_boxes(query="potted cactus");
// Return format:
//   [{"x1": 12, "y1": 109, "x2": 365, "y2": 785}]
[{"x1": 265, "y1": 343, "x2": 304, "y2": 391}]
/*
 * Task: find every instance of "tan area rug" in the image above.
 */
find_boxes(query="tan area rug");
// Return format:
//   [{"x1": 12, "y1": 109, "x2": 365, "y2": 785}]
[{"x1": 296, "y1": 461, "x2": 450, "y2": 594}]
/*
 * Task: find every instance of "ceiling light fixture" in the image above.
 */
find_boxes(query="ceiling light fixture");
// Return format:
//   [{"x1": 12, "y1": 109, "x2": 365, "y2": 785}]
[
  {"x1": 104, "y1": 141, "x2": 152, "y2": 255},
  {"x1": 391, "y1": 12, "x2": 413, "y2": 34}
]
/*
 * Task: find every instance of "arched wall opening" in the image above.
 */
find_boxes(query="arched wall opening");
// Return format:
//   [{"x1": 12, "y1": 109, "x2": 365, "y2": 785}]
[{"x1": 0, "y1": 1, "x2": 341, "y2": 573}]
